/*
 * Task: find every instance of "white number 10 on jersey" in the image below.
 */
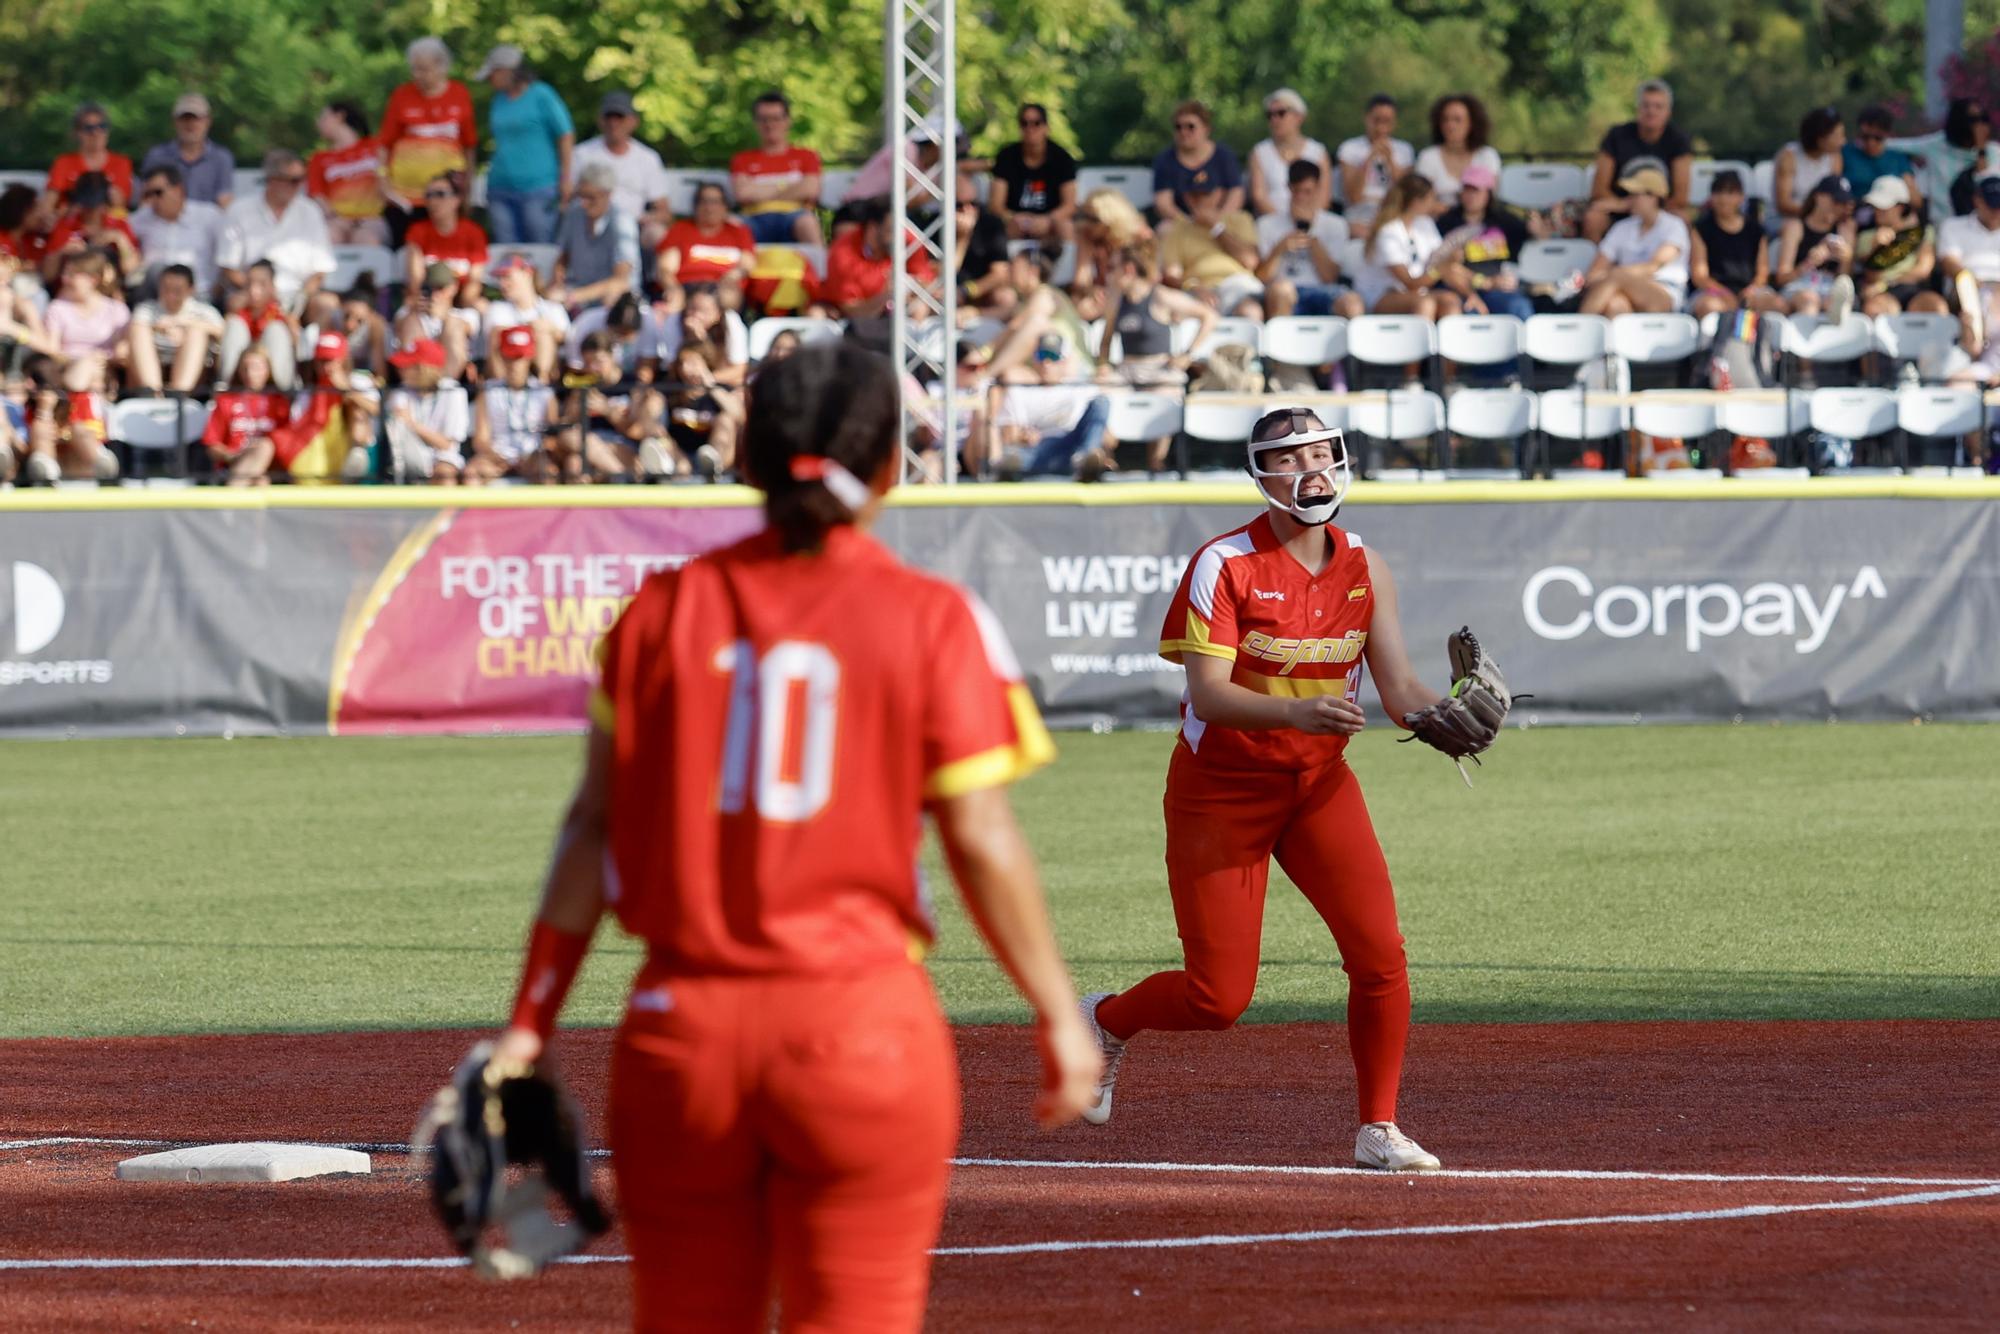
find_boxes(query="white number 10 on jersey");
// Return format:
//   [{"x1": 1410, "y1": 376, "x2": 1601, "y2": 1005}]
[{"x1": 718, "y1": 639, "x2": 842, "y2": 822}]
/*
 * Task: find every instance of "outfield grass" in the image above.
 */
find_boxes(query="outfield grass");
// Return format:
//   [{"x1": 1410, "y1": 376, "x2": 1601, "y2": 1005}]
[{"x1": 2, "y1": 725, "x2": 1995, "y2": 1037}]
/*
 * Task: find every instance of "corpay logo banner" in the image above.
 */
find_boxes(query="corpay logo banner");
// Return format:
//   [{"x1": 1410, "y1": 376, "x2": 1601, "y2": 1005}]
[{"x1": 1523, "y1": 565, "x2": 1888, "y2": 654}]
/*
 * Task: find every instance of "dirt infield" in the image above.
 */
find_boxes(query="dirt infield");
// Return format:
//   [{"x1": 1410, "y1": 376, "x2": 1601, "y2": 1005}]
[{"x1": 3, "y1": 1020, "x2": 1997, "y2": 1331}]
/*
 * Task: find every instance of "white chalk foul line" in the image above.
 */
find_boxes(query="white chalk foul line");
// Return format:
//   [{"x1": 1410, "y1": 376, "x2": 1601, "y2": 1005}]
[
  {"x1": 931, "y1": 1183, "x2": 2000, "y2": 1257},
  {"x1": 4, "y1": 1184, "x2": 1996, "y2": 1271},
  {"x1": 5, "y1": 1139, "x2": 1999, "y2": 1189}
]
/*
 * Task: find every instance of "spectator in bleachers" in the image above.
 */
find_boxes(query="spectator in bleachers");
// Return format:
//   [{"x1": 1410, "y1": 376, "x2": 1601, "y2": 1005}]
[
  {"x1": 128, "y1": 264, "x2": 222, "y2": 392},
  {"x1": 41, "y1": 172, "x2": 140, "y2": 287},
  {"x1": 218, "y1": 260, "x2": 298, "y2": 387},
  {"x1": 48, "y1": 103, "x2": 134, "y2": 210},
  {"x1": 954, "y1": 173, "x2": 1016, "y2": 315},
  {"x1": 987, "y1": 379, "x2": 1112, "y2": 479},
  {"x1": 1773, "y1": 176, "x2": 1856, "y2": 318},
  {"x1": 1689, "y1": 170, "x2": 1781, "y2": 321},
  {"x1": 1938, "y1": 176, "x2": 2000, "y2": 324},
  {"x1": 1414, "y1": 94, "x2": 1501, "y2": 209},
  {"x1": 658, "y1": 287, "x2": 749, "y2": 386},
  {"x1": 381, "y1": 38, "x2": 478, "y2": 244},
  {"x1": 1585, "y1": 79, "x2": 1692, "y2": 242},
  {"x1": 0, "y1": 186, "x2": 56, "y2": 274},
  {"x1": 551, "y1": 163, "x2": 641, "y2": 310},
  {"x1": 394, "y1": 262, "x2": 479, "y2": 381},
  {"x1": 658, "y1": 182, "x2": 756, "y2": 310},
  {"x1": 218, "y1": 151, "x2": 335, "y2": 312},
  {"x1": 1895, "y1": 97, "x2": 1998, "y2": 219},
  {"x1": 839, "y1": 117, "x2": 968, "y2": 231},
  {"x1": 974, "y1": 247, "x2": 1096, "y2": 384},
  {"x1": 574, "y1": 92, "x2": 674, "y2": 256},
  {"x1": 1068, "y1": 188, "x2": 1150, "y2": 319},
  {"x1": 1436, "y1": 164, "x2": 1533, "y2": 321},
  {"x1": 43, "y1": 250, "x2": 130, "y2": 385},
  {"x1": 1773, "y1": 106, "x2": 1846, "y2": 221},
  {"x1": 469, "y1": 324, "x2": 560, "y2": 482},
  {"x1": 383, "y1": 338, "x2": 470, "y2": 483},
  {"x1": 404, "y1": 173, "x2": 488, "y2": 297},
  {"x1": 1248, "y1": 88, "x2": 1330, "y2": 218},
  {"x1": 556, "y1": 329, "x2": 665, "y2": 479},
  {"x1": 1853, "y1": 178, "x2": 1945, "y2": 318},
  {"x1": 269, "y1": 330, "x2": 380, "y2": 480},
  {"x1": 1842, "y1": 105, "x2": 1919, "y2": 211},
  {"x1": 1096, "y1": 244, "x2": 1211, "y2": 470},
  {"x1": 20, "y1": 344, "x2": 113, "y2": 480},
  {"x1": 1337, "y1": 94, "x2": 1414, "y2": 236},
  {"x1": 564, "y1": 292, "x2": 666, "y2": 379},
  {"x1": 139, "y1": 93, "x2": 235, "y2": 210},
  {"x1": 199, "y1": 347, "x2": 285, "y2": 485},
  {"x1": 336, "y1": 280, "x2": 388, "y2": 380},
  {"x1": 1353, "y1": 173, "x2": 1461, "y2": 318},
  {"x1": 1153, "y1": 101, "x2": 1245, "y2": 224},
  {"x1": 485, "y1": 253, "x2": 570, "y2": 379},
  {"x1": 1579, "y1": 166, "x2": 1691, "y2": 316},
  {"x1": 663, "y1": 341, "x2": 744, "y2": 478},
  {"x1": 0, "y1": 251, "x2": 57, "y2": 371},
  {"x1": 730, "y1": 92, "x2": 825, "y2": 247},
  {"x1": 990, "y1": 103, "x2": 1078, "y2": 245},
  {"x1": 307, "y1": 102, "x2": 390, "y2": 247},
  {"x1": 1160, "y1": 180, "x2": 1269, "y2": 316},
  {"x1": 477, "y1": 45, "x2": 575, "y2": 246},
  {"x1": 821, "y1": 198, "x2": 936, "y2": 320},
  {"x1": 130, "y1": 165, "x2": 223, "y2": 296},
  {"x1": 1255, "y1": 160, "x2": 1361, "y2": 318}
]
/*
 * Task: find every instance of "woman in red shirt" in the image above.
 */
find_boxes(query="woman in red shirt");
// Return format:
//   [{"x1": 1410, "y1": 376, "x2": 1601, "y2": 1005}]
[
  {"x1": 47, "y1": 103, "x2": 135, "y2": 210},
  {"x1": 379, "y1": 36, "x2": 478, "y2": 243},
  {"x1": 308, "y1": 102, "x2": 389, "y2": 247},
  {"x1": 201, "y1": 347, "x2": 289, "y2": 485},
  {"x1": 403, "y1": 174, "x2": 488, "y2": 299},
  {"x1": 659, "y1": 181, "x2": 757, "y2": 307},
  {"x1": 490, "y1": 342, "x2": 1098, "y2": 1332}
]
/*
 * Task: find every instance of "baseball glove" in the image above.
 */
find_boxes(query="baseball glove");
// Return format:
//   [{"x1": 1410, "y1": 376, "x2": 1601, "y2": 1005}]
[{"x1": 1401, "y1": 627, "x2": 1513, "y2": 774}]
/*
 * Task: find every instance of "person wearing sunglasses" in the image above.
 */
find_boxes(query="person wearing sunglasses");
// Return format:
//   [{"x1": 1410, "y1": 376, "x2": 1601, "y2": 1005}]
[
  {"x1": 129, "y1": 164, "x2": 224, "y2": 297},
  {"x1": 47, "y1": 102, "x2": 134, "y2": 211},
  {"x1": 1840, "y1": 105, "x2": 1920, "y2": 212},
  {"x1": 403, "y1": 174, "x2": 488, "y2": 299},
  {"x1": 40, "y1": 171, "x2": 141, "y2": 288},
  {"x1": 990, "y1": 103, "x2": 1078, "y2": 245},
  {"x1": 217, "y1": 149, "x2": 336, "y2": 314},
  {"x1": 1249, "y1": 88, "x2": 1330, "y2": 218},
  {"x1": 1774, "y1": 106, "x2": 1847, "y2": 220},
  {"x1": 1153, "y1": 100, "x2": 1245, "y2": 224},
  {"x1": 138, "y1": 92, "x2": 236, "y2": 210}
]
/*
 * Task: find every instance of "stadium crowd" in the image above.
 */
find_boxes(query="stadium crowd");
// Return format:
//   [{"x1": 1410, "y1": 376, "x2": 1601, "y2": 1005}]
[{"x1": 4, "y1": 40, "x2": 1999, "y2": 486}]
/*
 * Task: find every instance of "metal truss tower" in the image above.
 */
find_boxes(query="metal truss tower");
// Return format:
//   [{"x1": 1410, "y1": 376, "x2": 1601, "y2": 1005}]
[{"x1": 887, "y1": 0, "x2": 957, "y2": 482}]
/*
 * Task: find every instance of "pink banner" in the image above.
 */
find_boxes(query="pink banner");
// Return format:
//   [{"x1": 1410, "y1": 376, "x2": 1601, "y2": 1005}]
[{"x1": 329, "y1": 506, "x2": 762, "y2": 734}]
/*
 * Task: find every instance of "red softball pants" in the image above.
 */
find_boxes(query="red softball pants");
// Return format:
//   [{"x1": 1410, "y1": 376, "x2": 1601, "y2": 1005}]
[
  {"x1": 609, "y1": 962, "x2": 959, "y2": 1333},
  {"x1": 1096, "y1": 743, "x2": 1412, "y2": 1124}
]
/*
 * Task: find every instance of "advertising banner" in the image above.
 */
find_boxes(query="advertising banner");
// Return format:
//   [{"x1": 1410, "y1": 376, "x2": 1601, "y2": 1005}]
[{"x1": 2, "y1": 492, "x2": 1996, "y2": 737}]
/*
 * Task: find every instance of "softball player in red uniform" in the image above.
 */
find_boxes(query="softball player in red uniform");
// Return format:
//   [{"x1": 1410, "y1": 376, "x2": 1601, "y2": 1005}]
[
  {"x1": 1081, "y1": 407, "x2": 1463, "y2": 1172},
  {"x1": 493, "y1": 343, "x2": 1100, "y2": 1332}
]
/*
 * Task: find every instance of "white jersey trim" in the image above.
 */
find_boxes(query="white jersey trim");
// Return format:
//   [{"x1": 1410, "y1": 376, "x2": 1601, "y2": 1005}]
[{"x1": 1187, "y1": 526, "x2": 1259, "y2": 620}]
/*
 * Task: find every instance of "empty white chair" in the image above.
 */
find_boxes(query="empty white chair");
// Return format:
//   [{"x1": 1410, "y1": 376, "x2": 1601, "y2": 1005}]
[
  {"x1": 1537, "y1": 390, "x2": 1626, "y2": 442},
  {"x1": 1718, "y1": 392, "x2": 1810, "y2": 440},
  {"x1": 1498, "y1": 163, "x2": 1588, "y2": 212},
  {"x1": 0, "y1": 168, "x2": 49, "y2": 194},
  {"x1": 1517, "y1": 238, "x2": 1597, "y2": 287},
  {"x1": 1629, "y1": 393, "x2": 1717, "y2": 441},
  {"x1": 816, "y1": 168, "x2": 857, "y2": 207},
  {"x1": 1896, "y1": 386, "x2": 1983, "y2": 438},
  {"x1": 1187, "y1": 316, "x2": 1263, "y2": 360},
  {"x1": 748, "y1": 317, "x2": 843, "y2": 361},
  {"x1": 1750, "y1": 159, "x2": 1776, "y2": 204},
  {"x1": 760, "y1": 242, "x2": 828, "y2": 279},
  {"x1": 1104, "y1": 391, "x2": 1184, "y2": 442},
  {"x1": 1448, "y1": 388, "x2": 1535, "y2": 439},
  {"x1": 1524, "y1": 314, "x2": 1611, "y2": 370},
  {"x1": 1809, "y1": 387, "x2": 1898, "y2": 439},
  {"x1": 1688, "y1": 159, "x2": 1754, "y2": 207},
  {"x1": 1780, "y1": 314, "x2": 1873, "y2": 366},
  {"x1": 1182, "y1": 398, "x2": 1267, "y2": 443},
  {"x1": 486, "y1": 243, "x2": 561, "y2": 285},
  {"x1": 1873, "y1": 312, "x2": 1958, "y2": 369},
  {"x1": 1260, "y1": 316, "x2": 1347, "y2": 366},
  {"x1": 1348, "y1": 388, "x2": 1445, "y2": 441},
  {"x1": 111, "y1": 398, "x2": 211, "y2": 449},
  {"x1": 329, "y1": 245, "x2": 398, "y2": 292},
  {"x1": 1611, "y1": 313, "x2": 1701, "y2": 366},
  {"x1": 231, "y1": 168, "x2": 265, "y2": 201},
  {"x1": 1348, "y1": 315, "x2": 1437, "y2": 368},
  {"x1": 1075, "y1": 166, "x2": 1154, "y2": 212},
  {"x1": 1437, "y1": 314, "x2": 1523, "y2": 368}
]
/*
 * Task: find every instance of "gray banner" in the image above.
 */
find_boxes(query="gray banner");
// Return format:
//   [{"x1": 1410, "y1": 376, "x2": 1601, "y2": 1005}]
[{"x1": 4, "y1": 497, "x2": 1996, "y2": 736}]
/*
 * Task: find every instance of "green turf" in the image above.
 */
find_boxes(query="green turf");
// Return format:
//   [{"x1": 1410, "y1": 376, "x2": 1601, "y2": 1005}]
[{"x1": 1, "y1": 725, "x2": 1995, "y2": 1037}]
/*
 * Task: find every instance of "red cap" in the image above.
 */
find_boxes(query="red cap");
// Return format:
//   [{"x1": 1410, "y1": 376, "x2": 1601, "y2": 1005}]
[
  {"x1": 492, "y1": 253, "x2": 535, "y2": 276},
  {"x1": 497, "y1": 325, "x2": 536, "y2": 359},
  {"x1": 390, "y1": 338, "x2": 447, "y2": 370},
  {"x1": 313, "y1": 331, "x2": 349, "y2": 362}
]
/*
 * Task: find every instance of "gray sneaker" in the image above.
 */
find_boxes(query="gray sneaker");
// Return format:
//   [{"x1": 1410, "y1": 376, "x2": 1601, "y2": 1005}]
[{"x1": 1078, "y1": 992, "x2": 1126, "y2": 1126}]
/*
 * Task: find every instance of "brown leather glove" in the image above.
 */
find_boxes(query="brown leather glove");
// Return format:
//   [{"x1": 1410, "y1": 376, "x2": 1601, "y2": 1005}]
[{"x1": 1402, "y1": 627, "x2": 1511, "y2": 762}]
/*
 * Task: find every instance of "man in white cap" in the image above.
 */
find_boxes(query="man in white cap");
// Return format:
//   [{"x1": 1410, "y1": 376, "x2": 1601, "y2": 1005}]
[
  {"x1": 139, "y1": 92, "x2": 236, "y2": 208},
  {"x1": 573, "y1": 92, "x2": 674, "y2": 255}
]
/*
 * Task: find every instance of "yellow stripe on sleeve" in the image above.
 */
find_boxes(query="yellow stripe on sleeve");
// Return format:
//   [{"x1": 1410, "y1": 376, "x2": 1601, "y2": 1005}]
[
  {"x1": 1160, "y1": 607, "x2": 1237, "y2": 664},
  {"x1": 586, "y1": 686, "x2": 616, "y2": 733},
  {"x1": 924, "y1": 685, "x2": 1058, "y2": 799}
]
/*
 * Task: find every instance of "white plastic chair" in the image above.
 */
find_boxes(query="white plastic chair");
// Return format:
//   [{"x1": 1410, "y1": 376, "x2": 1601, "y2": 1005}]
[
  {"x1": 1629, "y1": 393, "x2": 1717, "y2": 441},
  {"x1": 230, "y1": 168, "x2": 265, "y2": 202},
  {"x1": 1536, "y1": 389, "x2": 1627, "y2": 463},
  {"x1": 1187, "y1": 316, "x2": 1263, "y2": 360},
  {"x1": 1181, "y1": 398, "x2": 1267, "y2": 443},
  {"x1": 1446, "y1": 388, "x2": 1536, "y2": 473},
  {"x1": 1809, "y1": 387, "x2": 1898, "y2": 439},
  {"x1": 661, "y1": 169, "x2": 718, "y2": 217},
  {"x1": 1718, "y1": 392, "x2": 1810, "y2": 450},
  {"x1": 748, "y1": 317, "x2": 843, "y2": 362},
  {"x1": 110, "y1": 398, "x2": 211, "y2": 479},
  {"x1": 1896, "y1": 386, "x2": 1983, "y2": 438},
  {"x1": 1348, "y1": 388, "x2": 1445, "y2": 441},
  {"x1": 1780, "y1": 314, "x2": 1874, "y2": 367},
  {"x1": 1688, "y1": 159, "x2": 1755, "y2": 207},
  {"x1": 1347, "y1": 315, "x2": 1438, "y2": 368},
  {"x1": 1104, "y1": 391, "x2": 1184, "y2": 442},
  {"x1": 1611, "y1": 314, "x2": 1701, "y2": 366},
  {"x1": 1075, "y1": 166, "x2": 1154, "y2": 212},
  {"x1": 1750, "y1": 159, "x2": 1776, "y2": 205},
  {"x1": 329, "y1": 245, "x2": 399, "y2": 292},
  {"x1": 486, "y1": 243, "x2": 561, "y2": 285},
  {"x1": 1498, "y1": 163, "x2": 1588, "y2": 212},
  {"x1": 1517, "y1": 239, "x2": 1597, "y2": 287},
  {"x1": 0, "y1": 169, "x2": 49, "y2": 195},
  {"x1": 1873, "y1": 312, "x2": 1958, "y2": 372},
  {"x1": 1524, "y1": 314, "x2": 1610, "y2": 366},
  {"x1": 1259, "y1": 316, "x2": 1347, "y2": 366},
  {"x1": 1437, "y1": 315, "x2": 1523, "y2": 369}
]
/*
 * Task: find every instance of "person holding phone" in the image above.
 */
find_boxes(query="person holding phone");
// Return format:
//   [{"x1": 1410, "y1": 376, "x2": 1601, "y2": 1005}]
[
  {"x1": 1255, "y1": 160, "x2": 1363, "y2": 318},
  {"x1": 1775, "y1": 176, "x2": 1858, "y2": 319}
]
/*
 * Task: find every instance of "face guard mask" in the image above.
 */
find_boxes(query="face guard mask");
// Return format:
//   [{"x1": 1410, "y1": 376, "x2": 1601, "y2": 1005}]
[{"x1": 1246, "y1": 414, "x2": 1352, "y2": 525}]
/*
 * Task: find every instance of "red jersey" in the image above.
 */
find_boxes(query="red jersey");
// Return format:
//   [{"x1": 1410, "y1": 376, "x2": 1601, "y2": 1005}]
[
  {"x1": 381, "y1": 81, "x2": 477, "y2": 202},
  {"x1": 0, "y1": 229, "x2": 48, "y2": 265},
  {"x1": 45, "y1": 214, "x2": 138, "y2": 256},
  {"x1": 820, "y1": 228, "x2": 936, "y2": 310},
  {"x1": 1159, "y1": 512, "x2": 1375, "y2": 771},
  {"x1": 406, "y1": 218, "x2": 489, "y2": 278},
  {"x1": 48, "y1": 153, "x2": 135, "y2": 207},
  {"x1": 308, "y1": 139, "x2": 387, "y2": 219},
  {"x1": 202, "y1": 390, "x2": 291, "y2": 454},
  {"x1": 592, "y1": 525, "x2": 1053, "y2": 976},
  {"x1": 729, "y1": 145, "x2": 823, "y2": 216},
  {"x1": 660, "y1": 219, "x2": 756, "y2": 285},
  {"x1": 235, "y1": 301, "x2": 288, "y2": 342}
]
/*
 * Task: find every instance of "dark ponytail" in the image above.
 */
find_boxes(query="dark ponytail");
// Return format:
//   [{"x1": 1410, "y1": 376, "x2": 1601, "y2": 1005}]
[{"x1": 745, "y1": 342, "x2": 900, "y2": 553}]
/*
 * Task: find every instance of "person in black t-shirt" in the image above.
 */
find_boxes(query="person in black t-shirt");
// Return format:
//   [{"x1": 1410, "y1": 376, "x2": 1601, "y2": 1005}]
[
  {"x1": 1689, "y1": 170, "x2": 1781, "y2": 320},
  {"x1": 953, "y1": 173, "x2": 1016, "y2": 313},
  {"x1": 1586, "y1": 79, "x2": 1693, "y2": 240},
  {"x1": 990, "y1": 103, "x2": 1079, "y2": 245}
]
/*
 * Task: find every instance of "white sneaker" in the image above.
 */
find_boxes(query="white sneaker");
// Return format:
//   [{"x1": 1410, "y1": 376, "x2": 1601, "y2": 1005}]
[
  {"x1": 1828, "y1": 274, "x2": 1856, "y2": 328},
  {"x1": 92, "y1": 448, "x2": 120, "y2": 482},
  {"x1": 694, "y1": 443, "x2": 722, "y2": 480},
  {"x1": 341, "y1": 445, "x2": 373, "y2": 481},
  {"x1": 1078, "y1": 992, "x2": 1126, "y2": 1126},
  {"x1": 638, "y1": 437, "x2": 678, "y2": 479},
  {"x1": 1355, "y1": 1122, "x2": 1441, "y2": 1172},
  {"x1": 25, "y1": 453, "x2": 61, "y2": 485}
]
